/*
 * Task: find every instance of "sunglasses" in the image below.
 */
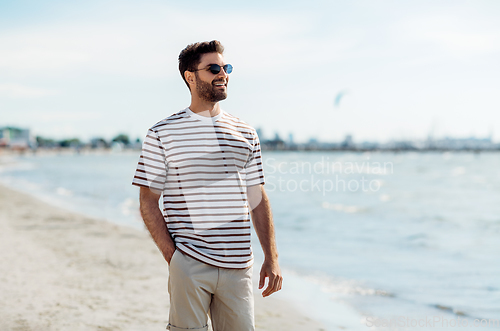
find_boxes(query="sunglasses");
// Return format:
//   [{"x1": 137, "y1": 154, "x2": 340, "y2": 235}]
[{"x1": 194, "y1": 63, "x2": 233, "y2": 75}]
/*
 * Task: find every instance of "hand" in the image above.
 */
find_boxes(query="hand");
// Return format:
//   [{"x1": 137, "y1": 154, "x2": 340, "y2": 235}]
[{"x1": 259, "y1": 259, "x2": 283, "y2": 297}]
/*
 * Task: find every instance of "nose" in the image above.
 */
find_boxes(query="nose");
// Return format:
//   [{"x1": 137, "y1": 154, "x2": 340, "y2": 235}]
[{"x1": 217, "y1": 66, "x2": 228, "y2": 80}]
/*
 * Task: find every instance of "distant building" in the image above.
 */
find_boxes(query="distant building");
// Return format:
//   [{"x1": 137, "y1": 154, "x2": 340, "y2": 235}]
[
  {"x1": 256, "y1": 128, "x2": 264, "y2": 141},
  {"x1": 340, "y1": 134, "x2": 354, "y2": 149},
  {"x1": 90, "y1": 138, "x2": 110, "y2": 149},
  {"x1": 0, "y1": 126, "x2": 33, "y2": 149},
  {"x1": 426, "y1": 136, "x2": 496, "y2": 150},
  {"x1": 382, "y1": 140, "x2": 418, "y2": 151},
  {"x1": 261, "y1": 132, "x2": 285, "y2": 150},
  {"x1": 358, "y1": 141, "x2": 380, "y2": 150}
]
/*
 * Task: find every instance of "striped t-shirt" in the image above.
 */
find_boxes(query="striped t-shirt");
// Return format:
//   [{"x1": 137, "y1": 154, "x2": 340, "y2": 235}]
[{"x1": 132, "y1": 107, "x2": 265, "y2": 269}]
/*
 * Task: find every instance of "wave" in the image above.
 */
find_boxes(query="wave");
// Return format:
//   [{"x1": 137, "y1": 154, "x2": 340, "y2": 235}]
[
  {"x1": 120, "y1": 198, "x2": 141, "y2": 220},
  {"x1": 56, "y1": 187, "x2": 73, "y2": 196},
  {"x1": 287, "y1": 269, "x2": 393, "y2": 297},
  {"x1": 321, "y1": 202, "x2": 368, "y2": 214}
]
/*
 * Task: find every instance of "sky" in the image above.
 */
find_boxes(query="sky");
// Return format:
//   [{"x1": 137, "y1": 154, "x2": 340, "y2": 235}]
[{"x1": 1, "y1": 0, "x2": 500, "y2": 143}]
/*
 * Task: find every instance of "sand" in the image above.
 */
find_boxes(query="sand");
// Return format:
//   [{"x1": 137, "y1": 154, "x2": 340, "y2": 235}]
[{"x1": 0, "y1": 184, "x2": 325, "y2": 331}]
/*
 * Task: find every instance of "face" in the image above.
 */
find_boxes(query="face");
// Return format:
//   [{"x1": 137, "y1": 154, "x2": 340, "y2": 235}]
[{"x1": 193, "y1": 52, "x2": 229, "y2": 103}]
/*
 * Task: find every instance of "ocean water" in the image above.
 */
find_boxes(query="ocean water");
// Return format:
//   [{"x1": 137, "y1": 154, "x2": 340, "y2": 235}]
[{"x1": 1, "y1": 151, "x2": 499, "y2": 330}]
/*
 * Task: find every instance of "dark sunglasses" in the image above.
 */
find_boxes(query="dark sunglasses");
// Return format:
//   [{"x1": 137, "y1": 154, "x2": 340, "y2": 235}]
[{"x1": 194, "y1": 63, "x2": 233, "y2": 75}]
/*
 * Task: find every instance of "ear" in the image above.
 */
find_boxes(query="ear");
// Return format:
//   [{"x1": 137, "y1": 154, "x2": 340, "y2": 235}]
[{"x1": 184, "y1": 71, "x2": 195, "y2": 88}]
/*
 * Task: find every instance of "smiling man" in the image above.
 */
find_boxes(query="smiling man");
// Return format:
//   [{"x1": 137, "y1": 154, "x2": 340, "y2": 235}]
[{"x1": 132, "y1": 40, "x2": 282, "y2": 331}]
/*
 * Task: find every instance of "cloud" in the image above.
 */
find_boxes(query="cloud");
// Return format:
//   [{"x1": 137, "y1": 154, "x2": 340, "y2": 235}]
[
  {"x1": 0, "y1": 4, "x2": 358, "y2": 79},
  {"x1": 0, "y1": 83, "x2": 59, "y2": 98},
  {"x1": 24, "y1": 110, "x2": 102, "y2": 122},
  {"x1": 400, "y1": 14, "x2": 500, "y2": 56},
  {"x1": 0, "y1": 21, "x2": 173, "y2": 78}
]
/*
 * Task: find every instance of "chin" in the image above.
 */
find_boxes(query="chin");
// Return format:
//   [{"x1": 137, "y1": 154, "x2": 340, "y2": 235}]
[{"x1": 215, "y1": 93, "x2": 227, "y2": 102}]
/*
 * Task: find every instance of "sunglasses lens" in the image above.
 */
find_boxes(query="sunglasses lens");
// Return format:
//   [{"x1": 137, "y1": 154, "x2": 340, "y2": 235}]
[
  {"x1": 207, "y1": 64, "x2": 233, "y2": 74},
  {"x1": 209, "y1": 64, "x2": 221, "y2": 74}
]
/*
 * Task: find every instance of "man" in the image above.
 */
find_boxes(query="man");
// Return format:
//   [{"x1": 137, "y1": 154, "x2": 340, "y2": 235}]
[{"x1": 132, "y1": 40, "x2": 282, "y2": 331}]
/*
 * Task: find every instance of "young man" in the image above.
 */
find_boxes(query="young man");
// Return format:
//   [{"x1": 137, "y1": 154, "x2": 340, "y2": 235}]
[{"x1": 132, "y1": 40, "x2": 282, "y2": 331}]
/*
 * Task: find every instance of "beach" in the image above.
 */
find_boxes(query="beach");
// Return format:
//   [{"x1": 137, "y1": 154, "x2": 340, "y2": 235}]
[
  {"x1": 2, "y1": 151, "x2": 500, "y2": 330},
  {"x1": 0, "y1": 183, "x2": 325, "y2": 331}
]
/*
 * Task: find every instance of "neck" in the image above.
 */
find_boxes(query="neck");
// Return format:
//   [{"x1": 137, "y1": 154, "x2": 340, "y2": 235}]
[{"x1": 189, "y1": 97, "x2": 221, "y2": 117}]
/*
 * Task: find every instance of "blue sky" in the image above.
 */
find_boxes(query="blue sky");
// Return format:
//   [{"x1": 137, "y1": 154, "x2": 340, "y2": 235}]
[{"x1": 1, "y1": 0, "x2": 499, "y2": 143}]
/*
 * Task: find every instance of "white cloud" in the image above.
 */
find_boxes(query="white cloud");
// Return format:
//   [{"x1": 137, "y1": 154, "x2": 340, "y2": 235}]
[
  {"x1": 0, "y1": 31, "x2": 90, "y2": 72},
  {"x1": 24, "y1": 110, "x2": 102, "y2": 122},
  {"x1": 400, "y1": 14, "x2": 500, "y2": 56},
  {"x1": 0, "y1": 5, "x2": 358, "y2": 79},
  {"x1": 0, "y1": 21, "x2": 173, "y2": 78},
  {"x1": 0, "y1": 83, "x2": 59, "y2": 98}
]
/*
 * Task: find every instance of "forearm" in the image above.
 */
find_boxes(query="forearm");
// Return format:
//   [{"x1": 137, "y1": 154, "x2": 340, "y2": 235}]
[
  {"x1": 250, "y1": 189, "x2": 279, "y2": 261},
  {"x1": 249, "y1": 185, "x2": 282, "y2": 296},
  {"x1": 139, "y1": 189, "x2": 176, "y2": 262}
]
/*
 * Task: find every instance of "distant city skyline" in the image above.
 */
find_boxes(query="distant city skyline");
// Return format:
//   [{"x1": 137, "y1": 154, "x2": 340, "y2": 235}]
[
  {"x1": 2, "y1": 124, "x2": 497, "y2": 153},
  {"x1": 1, "y1": 0, "x2": 500, "y2": 143}
]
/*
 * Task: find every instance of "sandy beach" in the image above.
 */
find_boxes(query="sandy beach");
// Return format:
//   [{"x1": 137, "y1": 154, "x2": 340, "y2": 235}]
[{"x1": 0, "y1": 184, "x2": 325, "y2": 331}]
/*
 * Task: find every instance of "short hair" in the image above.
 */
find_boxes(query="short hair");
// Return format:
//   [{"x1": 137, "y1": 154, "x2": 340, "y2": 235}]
[{"x1": 178, "y1": 40, "x2": 225, "y2": 89}]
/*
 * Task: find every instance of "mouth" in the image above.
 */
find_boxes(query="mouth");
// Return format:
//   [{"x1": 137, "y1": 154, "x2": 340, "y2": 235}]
[{"x1": 213, "y1": 81, "x2": 227, "y2": 89}]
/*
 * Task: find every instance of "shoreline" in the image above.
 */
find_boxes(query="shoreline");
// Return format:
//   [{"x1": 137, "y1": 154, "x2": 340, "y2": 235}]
[
  {"x1": 0, "y1": 183, "x2": 325, "y2": 330},
  {"x1": 2, "y1": 147, "x2": 499, "y2": 159}
]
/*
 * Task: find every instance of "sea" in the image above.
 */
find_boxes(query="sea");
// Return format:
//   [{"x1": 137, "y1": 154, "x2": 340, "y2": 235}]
[{"x1": 0, "y1": 150, "x2": 499, "y2": 330}]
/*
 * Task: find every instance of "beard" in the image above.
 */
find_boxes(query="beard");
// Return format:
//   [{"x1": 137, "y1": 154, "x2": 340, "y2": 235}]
[{"x1": 195, "y1": 72, "x2": 227, "y2": 103}]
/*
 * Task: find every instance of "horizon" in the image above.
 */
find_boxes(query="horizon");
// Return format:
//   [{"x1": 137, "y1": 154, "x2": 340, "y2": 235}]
[{"x1": 1, "y1": 123, "x2": 497, "y2": 148}]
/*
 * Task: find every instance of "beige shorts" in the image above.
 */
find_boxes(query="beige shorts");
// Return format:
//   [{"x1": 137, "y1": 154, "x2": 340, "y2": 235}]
[{"x1": 167, "y1": 250, "x2": 254, "y2": 331}]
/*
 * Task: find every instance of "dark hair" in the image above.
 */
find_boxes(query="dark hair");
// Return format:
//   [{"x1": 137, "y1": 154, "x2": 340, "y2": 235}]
[{"x1": 178, "y1": 40, "x2": 225, "y2": 89}]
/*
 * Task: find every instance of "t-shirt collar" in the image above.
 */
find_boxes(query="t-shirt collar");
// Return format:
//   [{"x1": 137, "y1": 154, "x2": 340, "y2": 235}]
[{"x1": 186, "y1": 107, "x2": 223, "y2": 123}]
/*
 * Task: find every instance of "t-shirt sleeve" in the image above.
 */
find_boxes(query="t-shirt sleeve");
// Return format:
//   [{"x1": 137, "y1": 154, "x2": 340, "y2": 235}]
[
  {"x1": 244, "y1": 130, "x2": 265, "y2": 187},
  {"x1": 132, "y1": 129, "x2": 167, "y2": 191}
]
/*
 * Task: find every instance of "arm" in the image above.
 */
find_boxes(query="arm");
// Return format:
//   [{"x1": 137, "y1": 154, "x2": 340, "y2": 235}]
[
  {"x1": 248, "y1": 184, "x2": 283, "y2": 297},
  {"x1": 139, "y1": 187, "x2": 176, "y2": 264}
]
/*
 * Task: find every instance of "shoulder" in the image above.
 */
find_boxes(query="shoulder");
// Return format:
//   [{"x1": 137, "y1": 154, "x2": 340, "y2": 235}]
[
  {"x1": 149, "y1": 108, "x2": 191, "y2": 132},
  {"x1": 219, "y1": 111, "x2": 257, "y2": 135}
]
